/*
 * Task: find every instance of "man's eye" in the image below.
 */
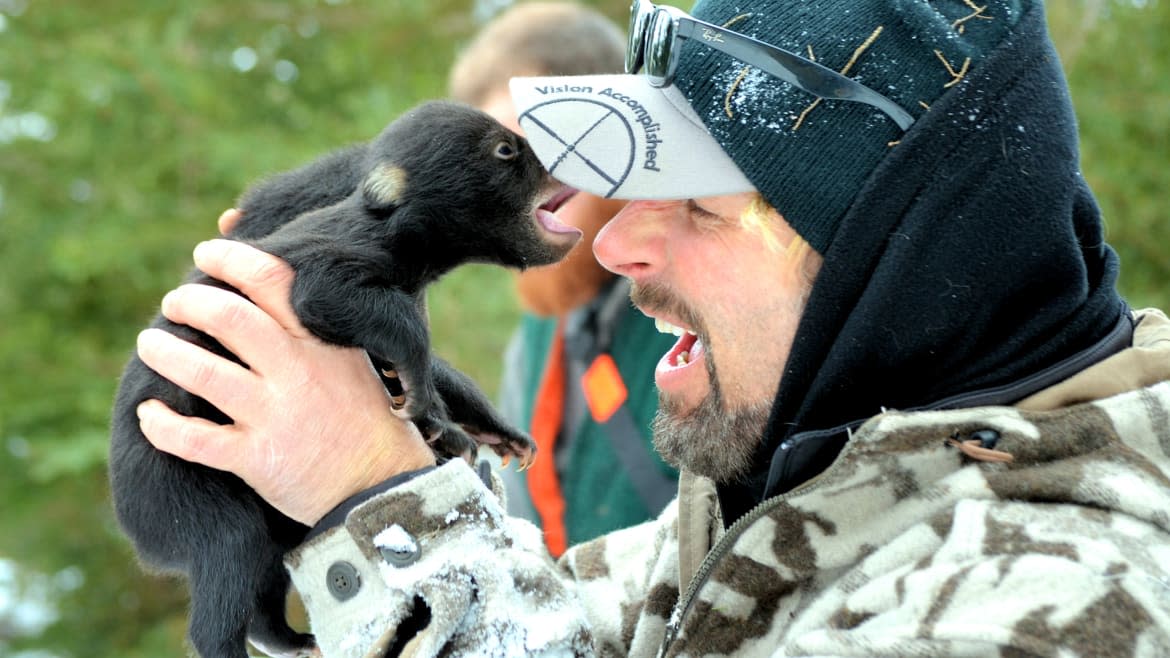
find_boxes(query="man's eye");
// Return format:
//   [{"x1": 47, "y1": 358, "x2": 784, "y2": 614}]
[
  {"x1": 688, "y1": 199, "x2": 722, "y2": 221},
  {"x1": 687, "y1": 200, "x2": 736, "y2": 232},
  {"x1": 691, "y1": 204, "x2": 716, "y2": 218},
  {"x1": 494, "y1": 141, "x2": 517, "y2": 160}
]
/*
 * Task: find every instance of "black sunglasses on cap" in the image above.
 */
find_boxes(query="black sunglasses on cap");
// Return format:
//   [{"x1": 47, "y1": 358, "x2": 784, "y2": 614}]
[{"x1": 625, "y1": 0, "x2": 915, "y2": 131}]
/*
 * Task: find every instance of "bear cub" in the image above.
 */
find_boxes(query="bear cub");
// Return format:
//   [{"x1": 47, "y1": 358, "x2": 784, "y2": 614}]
[{"x1": 109, "y1": 101, "x2": 582, "y2": 658}]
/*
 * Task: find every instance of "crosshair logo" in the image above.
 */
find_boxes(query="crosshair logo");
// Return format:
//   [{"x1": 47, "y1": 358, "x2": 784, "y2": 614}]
[{"x1": 518, "y1": 98, "x2": 636, "y2": 199}]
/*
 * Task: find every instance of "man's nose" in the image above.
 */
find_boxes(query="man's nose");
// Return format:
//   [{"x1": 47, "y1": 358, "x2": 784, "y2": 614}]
[{"x1": 592, "y1": 199, "x2": 673, "y2": 280}]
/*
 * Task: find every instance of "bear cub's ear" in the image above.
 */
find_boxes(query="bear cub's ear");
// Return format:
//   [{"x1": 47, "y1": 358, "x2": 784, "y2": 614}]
[{"x1": 362, "y1": 163, "x2": 408, "y2": 212}]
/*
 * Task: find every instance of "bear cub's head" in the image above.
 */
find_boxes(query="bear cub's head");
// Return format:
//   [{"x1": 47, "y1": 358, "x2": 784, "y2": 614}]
[{"x1": 361, "y1": 100, "x2": 582, "y2": 270}]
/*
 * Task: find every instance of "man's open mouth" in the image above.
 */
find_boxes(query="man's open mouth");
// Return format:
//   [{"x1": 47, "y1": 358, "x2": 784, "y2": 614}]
[{"x1": 655, "y1": 318, "x2": 704, "y2": 370}]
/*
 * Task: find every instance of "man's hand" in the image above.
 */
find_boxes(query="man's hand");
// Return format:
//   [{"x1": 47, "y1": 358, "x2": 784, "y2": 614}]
[{"x1": 135, "y1": 237, "x2": 436, "y2": 526}]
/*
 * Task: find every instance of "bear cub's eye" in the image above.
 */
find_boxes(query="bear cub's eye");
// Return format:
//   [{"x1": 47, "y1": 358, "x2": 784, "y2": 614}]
[{"x1": 493, "y1": 141, "x2": 517, "y2": 160}]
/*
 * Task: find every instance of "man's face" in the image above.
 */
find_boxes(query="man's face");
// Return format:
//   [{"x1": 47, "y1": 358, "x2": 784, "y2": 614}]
[{"x1": 593, "y1": 193, "x2": 819, "y2": 481}]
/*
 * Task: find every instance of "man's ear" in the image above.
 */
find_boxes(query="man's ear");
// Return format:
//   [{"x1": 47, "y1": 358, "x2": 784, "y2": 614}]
[{"x1": 362, "y1": 163, "x2": 408, "y2": 212}]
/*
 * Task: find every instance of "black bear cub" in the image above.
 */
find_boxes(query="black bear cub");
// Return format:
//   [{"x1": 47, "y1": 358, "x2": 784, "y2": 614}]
[{"x1": 108, "y1": 101, "x2": 582, "y2": 658}]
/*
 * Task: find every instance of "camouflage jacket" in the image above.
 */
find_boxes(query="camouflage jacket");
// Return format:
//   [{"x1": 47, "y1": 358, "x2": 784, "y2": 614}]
[{"x1": 286, "y1": 309, "x2": 1170, "y2": 657}]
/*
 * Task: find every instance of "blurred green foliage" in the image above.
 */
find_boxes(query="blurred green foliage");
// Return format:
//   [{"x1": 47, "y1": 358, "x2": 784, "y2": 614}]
[
  {"x1": 1053, "y1": 1, "x2": 1170, "y2": 307},
  {"x1": 0, "y1": 0, "x2": 1165, "y2": 656}
]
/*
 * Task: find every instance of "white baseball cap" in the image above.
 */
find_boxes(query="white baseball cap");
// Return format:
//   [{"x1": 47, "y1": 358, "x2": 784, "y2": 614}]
[{"x1": 509, "y1": 74, "x2": 753, "y2": 200}]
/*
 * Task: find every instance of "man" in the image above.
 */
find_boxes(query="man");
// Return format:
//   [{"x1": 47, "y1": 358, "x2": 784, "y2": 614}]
[
  {"x1": 136, "y1": 0, "x2": 1170, "y2": 655},
  {"x1": 448, "y1": 1, "x2": 679, "y2": 555}
]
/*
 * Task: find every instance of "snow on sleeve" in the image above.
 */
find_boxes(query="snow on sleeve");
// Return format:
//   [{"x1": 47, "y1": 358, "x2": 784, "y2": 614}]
[
  {"x1": 374, "y1": 524, "x2": 417, "y2": 555},
  {"x1": 295, "y1": 459, "x2": 595, "y2": 657}
]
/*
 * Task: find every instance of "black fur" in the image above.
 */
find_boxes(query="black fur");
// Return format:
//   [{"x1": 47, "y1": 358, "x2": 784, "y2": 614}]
[{"x1": 108, "y1": 101, "x2": 579, "y2": 658}]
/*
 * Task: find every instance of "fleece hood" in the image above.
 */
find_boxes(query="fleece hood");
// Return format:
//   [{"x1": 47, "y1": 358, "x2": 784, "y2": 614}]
[{"x1": 718, "y1": 0, "x2": 1130, "y2": 521}]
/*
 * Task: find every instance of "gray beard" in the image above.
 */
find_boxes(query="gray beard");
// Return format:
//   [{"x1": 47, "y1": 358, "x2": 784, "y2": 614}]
[
  {"x1": 651, "y1": 356, "x2": 771, "y2": 483},
  {"x1": 630, "y1": 279, "x2": 773, "y2": 483}
]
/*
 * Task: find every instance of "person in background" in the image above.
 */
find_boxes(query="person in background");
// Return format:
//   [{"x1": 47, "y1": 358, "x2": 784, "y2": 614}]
[{"x1": 447, "y1": 1, "x2": 678, "y2": 556}]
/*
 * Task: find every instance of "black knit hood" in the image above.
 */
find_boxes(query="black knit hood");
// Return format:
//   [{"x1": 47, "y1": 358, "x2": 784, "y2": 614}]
[{"x1": 717, "y1": 0, "x2": 1129, "y2": 522}]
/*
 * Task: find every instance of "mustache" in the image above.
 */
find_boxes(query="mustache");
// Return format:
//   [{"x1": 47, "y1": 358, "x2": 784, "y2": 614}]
[{"x1": 630, "y1": 281, "x2": 706, "y2": 340}]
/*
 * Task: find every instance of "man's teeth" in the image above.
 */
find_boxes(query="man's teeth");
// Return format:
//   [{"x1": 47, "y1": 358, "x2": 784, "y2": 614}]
[
  {"x1": 654, "y1": 318, "x2": 689, "y2": 337},
  {"x1": 654, "y1": 318, "x2": 695, "y2": 366}
]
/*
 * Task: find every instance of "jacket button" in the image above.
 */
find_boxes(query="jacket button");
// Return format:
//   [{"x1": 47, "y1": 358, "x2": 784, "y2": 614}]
[
  {"x1": 375, "y1": 525, "x2": 421, "y2": 567},
  {"x1": 970, "y1": 429, "x2": 1001, "y2": 449},
  {"x1": 379, "y1": 543, "x2": 421, "y2": 568},
  {"x1": 326, "y1": 561, "x2": 361, "y2": 601}
]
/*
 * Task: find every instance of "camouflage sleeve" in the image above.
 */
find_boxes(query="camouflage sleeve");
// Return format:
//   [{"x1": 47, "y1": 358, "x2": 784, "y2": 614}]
[{"x1": 285, "y1": 458, "x2": 651, "y2": 657}]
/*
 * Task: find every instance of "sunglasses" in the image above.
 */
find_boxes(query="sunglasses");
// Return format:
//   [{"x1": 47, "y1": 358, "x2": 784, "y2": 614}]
[{"x1": 625, "y1": 0, "x2": 915, "y2": 131}]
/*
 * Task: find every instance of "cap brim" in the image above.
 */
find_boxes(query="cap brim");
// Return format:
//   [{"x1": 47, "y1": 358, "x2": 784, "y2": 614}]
[{"x1": 509, "y1": 74, "x2": 753, "y2": 200}]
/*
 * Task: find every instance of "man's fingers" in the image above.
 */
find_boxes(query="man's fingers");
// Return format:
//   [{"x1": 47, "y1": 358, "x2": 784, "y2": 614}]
[
  {"x1": 192, "y1": 239, "x2": 307, "y2": 336},
  {"x1": 136, "y1": 398, "x2": 241, "y2": 473},
  {"x1": 217, "y1": 208, "x2": 244, "y2": 235},
  {"x1": 137, "y1": 327, "x2": 257, "y2": 421},
  {"x1": 159, "y1": 283, "x2": 291, "y2": 373}
]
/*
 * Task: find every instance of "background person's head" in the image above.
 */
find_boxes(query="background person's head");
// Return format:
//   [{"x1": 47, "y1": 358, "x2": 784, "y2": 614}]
[{"x1": 449, "y1": 2, "x2": 629, "y2": 316}]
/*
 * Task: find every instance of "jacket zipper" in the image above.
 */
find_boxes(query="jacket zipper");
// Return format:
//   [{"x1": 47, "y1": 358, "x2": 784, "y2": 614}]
[{"x1": 657, "y1": 475, "x2": 827, "y2": 656}]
